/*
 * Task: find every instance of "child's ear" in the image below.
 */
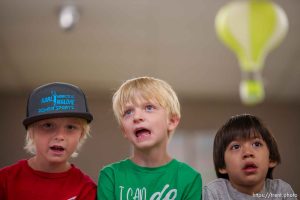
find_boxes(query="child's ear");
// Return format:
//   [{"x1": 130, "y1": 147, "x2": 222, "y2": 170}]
[
  {"x1": 219, "y1": 168, "x2": 227, "y2": 174},
  {"x1": 269, "y1": 160, "x2": 277, "y2": 168},
  {"x1": 167, "y1": 115, "x2": 180, "y2": 132},
  {"x1": 28, "y1": 128, "x2": 34, "y2": 139},
  {"x1": 80, "y1": 132, "x2": 85, "y2": 140}
]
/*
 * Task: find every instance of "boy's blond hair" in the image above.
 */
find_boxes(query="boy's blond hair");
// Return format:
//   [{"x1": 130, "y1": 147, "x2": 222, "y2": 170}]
[
  {"x1": 24, "y1": 118, "x2": 91, "y2": 158},
  {"x1": 112, "y1": 76, "x2": 181, "y2": 125}
]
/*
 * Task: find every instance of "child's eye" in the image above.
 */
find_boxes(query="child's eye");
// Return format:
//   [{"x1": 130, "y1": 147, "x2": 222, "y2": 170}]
[
  {"x1": 123, "y1": 109, "x2": 133, "y2": 116},
  {"x1": 145, "y1": 104, "x2": 155, "y2": 112},
  {"x1": 252, "y1": 141, "x2": 262, "y2": 147},
  {"x1": 230, "y1": 144, "x2": 240, "y2": 150},
  {"x1": 41, "y1": 122, "x2": 55, "y2": 129},
  {"x1": 66, "y1": 124, "x2": 79, "y2": 130}
]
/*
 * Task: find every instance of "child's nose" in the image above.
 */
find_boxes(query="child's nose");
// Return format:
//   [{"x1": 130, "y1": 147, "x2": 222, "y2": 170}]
[
  {"x1": 133, "y1": 110, "x2": 144, "y2": 123},
  {"x1": 54, "y1": 128, "x2": 65, "y2": 141},
  {"x1": 242, "y1": 145, "x2": 254, "y2": 158}
]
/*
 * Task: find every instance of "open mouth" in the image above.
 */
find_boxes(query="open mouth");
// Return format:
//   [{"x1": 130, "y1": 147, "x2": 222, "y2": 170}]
[
  {"x1": 134, "y1": 128, "x2": 151, "y2": 139},
  {"x1": 50, "y1": 145, "x2": 65, "y2": 152},
  {"x1": 242, "y1": 163, "x2": 258, "y2": 173}
]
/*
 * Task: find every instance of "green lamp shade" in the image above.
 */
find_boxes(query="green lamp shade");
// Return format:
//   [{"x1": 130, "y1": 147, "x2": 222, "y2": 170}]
[
  {"x1": 215, "y1": 0, "x2": 288, "y2": 72},
  {"x1": 240, "y1": 79, "x2": 265, "y2": 105},
  {"x1": 215, "y1": 0, "x2": 288, "y2": 105}
]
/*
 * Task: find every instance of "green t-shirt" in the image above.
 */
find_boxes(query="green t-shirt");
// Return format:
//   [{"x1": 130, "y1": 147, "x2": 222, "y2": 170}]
[{"x1": 97, "y1": 158, "x2": 202, "y2": 200}]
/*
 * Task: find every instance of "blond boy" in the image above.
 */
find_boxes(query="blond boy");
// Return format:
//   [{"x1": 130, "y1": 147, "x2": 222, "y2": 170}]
[
  {"x1": 0, "y1": 82, "x2": 96, "y2": 200},
  {"x1": 98, "y1": 76, "x2": 202, "y2": 200}
]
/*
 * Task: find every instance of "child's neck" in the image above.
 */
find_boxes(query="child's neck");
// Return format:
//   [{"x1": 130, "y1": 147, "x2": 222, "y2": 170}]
[
  {"x1": 28, "y1": 156, "x2": 71, "y2": 173},
  {"x1": 230, "y1": 179, "x2": 265, "y2": 195},
  {"x1": 131, "y1": 149, "x2": 172, "y2": 167}
]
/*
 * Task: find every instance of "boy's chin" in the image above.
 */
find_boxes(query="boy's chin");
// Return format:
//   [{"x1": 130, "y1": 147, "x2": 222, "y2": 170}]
[{"x1": 133, "y1": 141, "x2": 155, "y2": 150}]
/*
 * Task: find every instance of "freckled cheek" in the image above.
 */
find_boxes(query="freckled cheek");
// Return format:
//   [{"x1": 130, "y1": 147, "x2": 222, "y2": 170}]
[{"x1": 121, "y1": 122, "x2": 132, "y2": 132}]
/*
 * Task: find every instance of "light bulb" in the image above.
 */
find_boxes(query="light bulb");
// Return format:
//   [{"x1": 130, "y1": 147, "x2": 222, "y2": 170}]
[
  {"x1": 240, "y1": 71, "x2": 265, "y2": 105},
  {"x1": 215, "y1": 0, "x2": 288, "y2": 105},
  {"x1": 59, "y1": 5, "x2": 79, "y2": 31}
]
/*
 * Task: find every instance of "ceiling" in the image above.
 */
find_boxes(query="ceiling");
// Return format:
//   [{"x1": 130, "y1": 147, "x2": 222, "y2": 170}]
[{"x1": 0, "y1": 0, "x2": 299, "y2": 104}]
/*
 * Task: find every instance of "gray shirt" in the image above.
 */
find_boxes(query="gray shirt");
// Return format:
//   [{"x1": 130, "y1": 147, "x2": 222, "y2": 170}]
[{"x1": 203, "y1": 178, "x2": 297, "y2": 200}]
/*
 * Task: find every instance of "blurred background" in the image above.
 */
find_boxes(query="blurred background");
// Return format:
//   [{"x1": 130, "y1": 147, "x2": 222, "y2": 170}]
[{"x1": 0, "y1": 0, "x2": 299, "y2": 195}]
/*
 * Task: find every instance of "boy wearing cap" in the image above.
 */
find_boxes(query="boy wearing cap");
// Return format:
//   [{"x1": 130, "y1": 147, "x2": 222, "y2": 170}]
[
  {"x1": 0, "y1": 82, "x2": 96, "y2": 200},
  {"x1": 97, "y1": 76, "x2": 202, "y2": 199}
]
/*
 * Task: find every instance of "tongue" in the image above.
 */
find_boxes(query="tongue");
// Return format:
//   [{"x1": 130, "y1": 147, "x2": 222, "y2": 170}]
[{"x1": 136, "y1": 130, "x2": 150, "y2": 140}]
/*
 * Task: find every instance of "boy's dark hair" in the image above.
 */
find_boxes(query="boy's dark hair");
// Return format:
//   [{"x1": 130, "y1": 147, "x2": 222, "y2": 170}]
[{"x1": 213, "y1": 114, "x2": 281, "y2": 179}]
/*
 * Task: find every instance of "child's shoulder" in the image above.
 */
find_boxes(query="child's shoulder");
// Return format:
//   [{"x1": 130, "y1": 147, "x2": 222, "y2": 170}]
[
  {"x1": 172, "y1": 159, "x2": 202, "y2": 181},
  {"x1": 175, "y1": 160, "x2": 200, "y2": 173},
  {"x1": 203, "y1": 178, "x2": 296, "y2": 199},
  {"x1": 0, "y1": 160, "x2": 27, "y2": 174},
  {"x1": 203, "y1": 178, "x2": 229, "y2": 198},
  {"x1": 265, "y1": 178, "x2": 295, "y2": 194},
  {"x1": 0, "y1": 160, "x2": 29, "y2": 182},
  {"x1": 204, "y1": 178, "x2": 229, "y2": 189}
]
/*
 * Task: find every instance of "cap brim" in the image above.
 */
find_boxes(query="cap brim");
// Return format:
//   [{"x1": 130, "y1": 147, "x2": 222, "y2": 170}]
[{"x1": 23, "y1": 112, "x2": 93, "y2": 128}]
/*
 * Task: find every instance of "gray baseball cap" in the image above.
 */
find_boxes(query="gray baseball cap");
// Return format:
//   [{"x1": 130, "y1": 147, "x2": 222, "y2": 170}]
[{"x1": 23, "y1": 82, "x2": 93, "y2": 128}]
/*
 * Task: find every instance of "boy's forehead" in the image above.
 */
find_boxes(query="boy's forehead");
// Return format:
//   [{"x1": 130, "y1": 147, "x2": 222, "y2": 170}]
[
  {"x1": 34, "y1": 117, "x2": 84, "y2": 124},
  {"x1": 124, "y1": 96, "x2": 158, "y2": 106},
  {"x1": 230, "y1": 133, "x2": 263, "y2": 142},
  {"x1": 127, "y1": 88, "x2": 151, "y2": 98}
]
